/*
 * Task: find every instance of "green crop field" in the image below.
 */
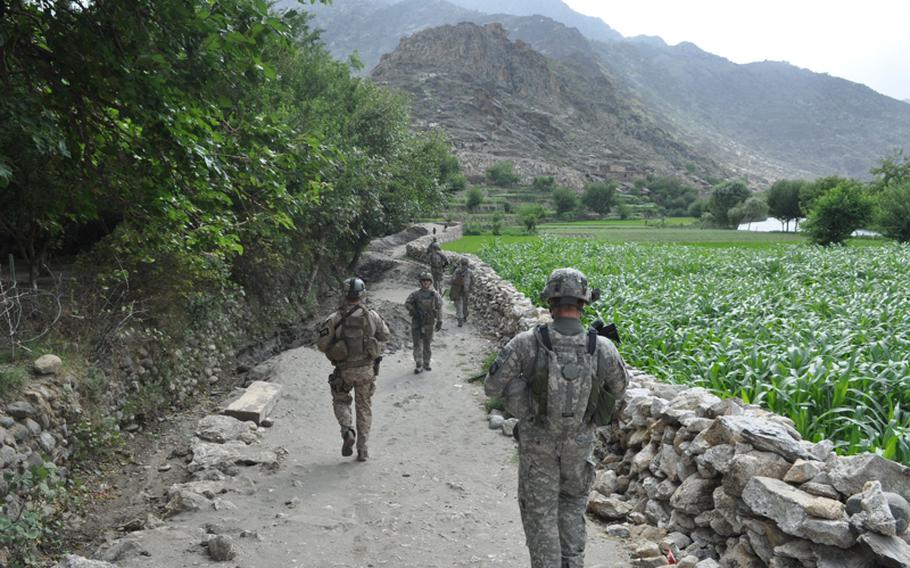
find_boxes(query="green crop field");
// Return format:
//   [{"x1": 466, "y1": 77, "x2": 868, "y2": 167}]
[{"x1": 477, "y1": 238, "x2": 910, "y2": 463}]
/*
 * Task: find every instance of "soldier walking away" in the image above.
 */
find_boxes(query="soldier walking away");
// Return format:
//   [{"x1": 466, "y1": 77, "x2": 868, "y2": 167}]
[
  {"x1": 425, "y1": 237, "x2": 448, "y2": 294},
  {"x1": 405, "y1": 271, "x2": 443, "y2": 374},
  {"x1": 484, "y1": 268, "x2": 629, "y2": 568},
  {"x1": 449, "y1": 257, "x2": 473, "y2": 327},
  {"x1": 317, "y1": 277, "x2": 390, "y2": 462}
]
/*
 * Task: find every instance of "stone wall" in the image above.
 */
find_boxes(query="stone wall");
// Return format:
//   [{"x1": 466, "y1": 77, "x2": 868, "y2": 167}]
[{"x1": 457, "y1": 247, "x2": 910, "y2": 567}]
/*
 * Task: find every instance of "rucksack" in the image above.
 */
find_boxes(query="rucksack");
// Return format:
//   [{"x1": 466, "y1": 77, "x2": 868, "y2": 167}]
[
  {"x1": 503, "y1": 324, "x2": 617, "y2": 426},
  {"x1": 326, "y1": 306, "x2": 381, "y2": 364}
]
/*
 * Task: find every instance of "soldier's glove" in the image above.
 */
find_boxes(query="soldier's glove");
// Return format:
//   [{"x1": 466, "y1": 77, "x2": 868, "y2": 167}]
[{"x1": 435, "y1": 321, "x2": 442, "y2": 332}]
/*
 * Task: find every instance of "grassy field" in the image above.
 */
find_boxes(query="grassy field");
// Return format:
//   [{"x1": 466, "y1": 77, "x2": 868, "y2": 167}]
[{"x1": 476, "y1": 237, "x2": 910, "y2": 463}]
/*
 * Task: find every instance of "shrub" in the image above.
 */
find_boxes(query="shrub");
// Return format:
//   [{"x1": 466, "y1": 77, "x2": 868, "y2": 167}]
[
  {"x1": 518, "y1": 204, "x2": 546, "y2": 234},
  {"x1": 551, "y1": 187, "x2": 579, "y2": 217},
  {"x1": 531, "y1": 175, "x2": 555, "y2": 191},
  {"x1": 465, "y1": 187, "x2": 484, "y2": 212},
  {"x1": 875, "y1": 182, "x2": 910, "y2": 242},
  {"x1": 803, "y1": 182, "x2": 873, "y2": 245},
  {"x1": 485, "y1": 161, "x2": 520, "y2": 187},
  {"x1": 582, "y1": 181, "x2": 617, "y2": 217}
]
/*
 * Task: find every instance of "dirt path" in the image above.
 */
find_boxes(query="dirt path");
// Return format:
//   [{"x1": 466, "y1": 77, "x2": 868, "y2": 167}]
[{"x1": 97, "y1": 224, "x2": 632, "y2": 568}]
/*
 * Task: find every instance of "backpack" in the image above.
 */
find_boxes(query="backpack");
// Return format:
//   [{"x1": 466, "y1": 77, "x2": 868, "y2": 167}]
[
  {"x1": 326, "y1": 306, "x2": 382, "y2": 364},
  {"x1": 450, "y1": 269, "x2": 466, "y2": 298},
  {"x1": 503, "y1": 325, "x2": 616, "y2": 427}
]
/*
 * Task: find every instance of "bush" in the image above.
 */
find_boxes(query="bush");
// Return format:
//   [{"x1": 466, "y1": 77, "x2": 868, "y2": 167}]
[
  {"x1": 463, "y1": 222, "x2": 483, "y2": 236},
  {"x1": 581, "y1": 181, "x2": 617, "y2": 217},
  {"x1": 485, "y1": 161, "x2": 520, "y2": 187},
  {"x1": 531, "y1": 175, "x2": 555, "y2": 191},
  {"x1": 447, "y1": 173, "x2": 467, "y2": 193},
  {"x1": 465, "y1": 187, "x2": 484, "y2": 212},
  {"x1": 875, "y1": 182, "x2": 910, "y2": 242},
  {"x1": 551, "y1": 187, "x2": 579, "y2": 217},
  {"x1": 491, "y1": 212, "x2": 504, "y2": 236},
  {"x1": 502, "y1": 201, "x2": 513, "y2": 213},
  {"x1": 708, "y1": 180, "x2": 751, "y2": 228},
  {"x1": 803, "y1": 182, "x2": 873, "y2": 245},
  {"x1": 518, "y1": 204, "x2": 546, "y2": 234}
]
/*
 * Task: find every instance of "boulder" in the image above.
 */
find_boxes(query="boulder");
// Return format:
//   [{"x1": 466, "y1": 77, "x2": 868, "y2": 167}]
[
  {"x1": 205, "y1": 534, "x2": 237, "y2": 561},
  {"x1": 187, "y1": 440, "x2": 279, "y2": 474},
  {"x1": 858, "y1": 532, "x2": 910, "y2": 568},
  {"x1": 587, "y1": 492, "x2": 632, "y2": 521},
  {"x1": 849, "y1": 480, "x2": 897, "y2": 536},
  {"x1": 33, "y1": 354, "x2": 62, "y2": 375},
  {"x1": 723, "y1": 450, "x2": 791, "y2": 497},
  {"x1": 669, "y1": 475, "x2": 719, "y2": 516},
  {"x1": 6, "y1": 401, "x2": 36, "y2": 419},
  {"x1": 701, "y1": 415, "x2": 813, "y2": 462},
  {"x1": 196, "y1": 415, "x2": 256, "y2": 444},
  {"x1": 742, "y1": 477, "x2": 854, "y2": 548},
  {"x1": 829, "y1": 453, "x2": 910, "y2": 498}
]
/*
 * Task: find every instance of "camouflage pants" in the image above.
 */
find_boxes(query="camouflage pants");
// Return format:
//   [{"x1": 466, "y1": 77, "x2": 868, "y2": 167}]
[
  {"x1": 431, "y1": 267, "x2": 444, "y2": 293},
  {"x1": 517, "y1": 422, "x2": 596, "y2": 568},
  {"x1": 330, "y1": 364, "x2": 376, "y2": 450},
  {"x1": 411, "y1": 324, "x2": 435, "y2": 367},
  {"x1": 453, "y1": 294, "x2": 468, "y2": 324}
]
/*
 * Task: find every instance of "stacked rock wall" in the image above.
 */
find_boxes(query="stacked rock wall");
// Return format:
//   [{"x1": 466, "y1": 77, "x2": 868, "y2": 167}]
[{"x1": 455, "y1": 247, "x2": 910, "y2": 567}]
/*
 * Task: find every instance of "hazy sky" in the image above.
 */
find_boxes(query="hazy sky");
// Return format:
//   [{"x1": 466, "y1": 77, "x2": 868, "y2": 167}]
[{"x1": 564, "y1": 0, "x2": 910, "y2": 102}]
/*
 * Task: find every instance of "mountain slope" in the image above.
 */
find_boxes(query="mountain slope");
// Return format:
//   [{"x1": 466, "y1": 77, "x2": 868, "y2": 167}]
[{"x1": 371, "y1": 22, "x2": 728, "y2": 187}]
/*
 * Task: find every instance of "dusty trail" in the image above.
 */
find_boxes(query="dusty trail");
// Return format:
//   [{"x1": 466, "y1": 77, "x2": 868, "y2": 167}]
[{"x1": 106, "y1": 224, "x2": 632, "y2": 568}]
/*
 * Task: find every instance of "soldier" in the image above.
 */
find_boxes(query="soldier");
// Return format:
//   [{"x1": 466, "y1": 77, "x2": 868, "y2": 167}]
[
  {"x1": 317, "y1": 277, "x2": 390, "y2": 462},
  {"x1": 449, "y1": 257, "x2": 473, "y2": 327},
  {"x1": 484, "y1": 268, "x2": 629, "y2": 568},
  {"x1": 405, "y1": 271, "x2": 443, "y2": 374},
  {"x1": 425, "y1": 237, "x2": 448, "y2": 294}
]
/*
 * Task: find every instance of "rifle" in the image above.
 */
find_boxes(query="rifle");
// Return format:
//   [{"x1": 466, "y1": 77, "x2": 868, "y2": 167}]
[
  {"x1": 373, "y1": 356, "x2": 383, "y2": 376},
  {"x1": 592, "y1": 319, "x2": 622, "y2": 345}
]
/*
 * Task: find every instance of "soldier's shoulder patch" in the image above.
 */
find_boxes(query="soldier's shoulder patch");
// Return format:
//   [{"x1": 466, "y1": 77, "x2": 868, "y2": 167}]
[{"x1": 489, "y1": 346, "x2": 512, "y2": 376}]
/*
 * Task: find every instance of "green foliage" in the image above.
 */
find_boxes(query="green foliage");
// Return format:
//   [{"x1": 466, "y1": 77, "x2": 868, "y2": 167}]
[
  {"x1": 1, "y1": 463, "x2": 67, "y2": 566},
  {"x1": 480, "y1": 238, "x2": 910, "y2": 463},
  {"x1": 871, "y1": 150, "x2": 910, "y2": 191},
  {"x1": 518, "y1": 204, "x2": 547, "y2": 234},
  {"x1": 465, "y1": 187, "x2": 485, "y2": 212},
  {"x1": 708, "y1": 180, "x2": 751, "y2": 228},
  {"x1": 484, "y1": 396, "x2": 506, "y2": 413},
  {"x1": 0, "y1": 364, "x2": 29, "y2": 399},
  {"x1": 638, "y1": 176, "x2": 697, "y2": 216},
  {"x1": 803, "y1": 182, "x2": 873, "y2": 245},
  {"x1": 799, "y1": 176, "x2": 848, "y2": 214},
  {"x1": 874, "y1": 183, "x2": 910, "y2": 242},
  {"x1": 531, "y1": 176, "x2": 556, "y2": 191},
  {"x1": 766, "y1": 180, "x2": 805, "y2": 230},
  {"x1": 491, "y1": 212, "x2": 504, "y2": 236},
  {"x1": 485, "y1": 161, "x2": 520, "y2": 187},
  {"x1": 581, "y1": 181, "x2": 617, "y2": 217},
  {"x1": 447, "y1": 174, "x2": 468, "y2": 193},
  {"x1": 551, "y1": 187, "x2": 579, "y2": 217},
  {"x1": 729, "y1": 196, "x2": 769, "y2": 228},
  {"x1": 502, "y1": 201, "x2": 513, "y2": 214}
]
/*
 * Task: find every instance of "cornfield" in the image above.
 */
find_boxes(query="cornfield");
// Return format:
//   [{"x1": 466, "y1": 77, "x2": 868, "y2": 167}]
[{"x1": 479, "y1": 238, "x2": 910, "y2": 463}]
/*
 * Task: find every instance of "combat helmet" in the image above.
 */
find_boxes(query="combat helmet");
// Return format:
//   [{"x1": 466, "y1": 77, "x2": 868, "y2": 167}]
[
  {"x1": 540, "y1": 268, "x2": 593, "y2": 306},
  {"x1": 418, "y1": 271, "x2": 433, "y2": 283},
  {"x1": 343, "y1": 277, "x2": 366, "y2": 300},
  {"x1": 459, "y1": 257, "x2": 470, "y2": 266}
]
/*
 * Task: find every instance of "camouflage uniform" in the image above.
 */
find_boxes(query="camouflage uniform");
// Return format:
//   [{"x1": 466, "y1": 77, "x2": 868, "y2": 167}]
[
  {"x1": 405, "y1": 272, "x2": 444, "y2": 372},
  {"x1": 426, "y1": 239, "x2": 448, "y2": 294},
  {"x1": 449, "y1": 258, "x2": 472, "y2": 327},
  {"x1": 484, "y1": 269, "x2": 629, "y2": 568},
  {"x1": 317, "y1": 279, "x2": 390, "y2": 460}
]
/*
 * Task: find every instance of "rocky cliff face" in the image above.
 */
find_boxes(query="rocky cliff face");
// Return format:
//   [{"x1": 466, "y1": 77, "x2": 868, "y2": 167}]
[{"x1": 371, "y1": 22, "x2": 728, "y2": 188}]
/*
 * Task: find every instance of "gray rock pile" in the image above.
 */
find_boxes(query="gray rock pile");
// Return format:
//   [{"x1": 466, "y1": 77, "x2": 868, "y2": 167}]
[{"x1": 588, "y1": 371, "x2": 910, "y2": 568}]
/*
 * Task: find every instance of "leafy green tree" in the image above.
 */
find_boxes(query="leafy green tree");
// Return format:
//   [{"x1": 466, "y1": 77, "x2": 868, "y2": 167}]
[
  {"x1": 708, "y1": 181, "x2": 751, "y2": 228},
  {"x1": 730, "y1": 196, "x2": 769, "y2": 229},
  {"x1": 581, "y1": 181, "x2": 617, "y2": 217},
  {"x1": 766, "y1": 180, "x2": 805, "y2": 231},
  {"x1": 799, "y1": 176, "x2": 848, "y2": 215},
  {"x1": 465, "y1": 187, "x2": 485, "y2": 212},
  {"x1": 552, "y1": 187, "x2": 579, "y2": 217},
  {"x1": 639, "y1": 176, "x2": 697, "y2": 216},
  {"x1": 485, "y1": 161, "x2": 520, "y2": 187},
  {"x1": 447, "y1": 174, "x2": 467, "y2": 193},
  {"x1": 491, "y1": 212, "x2": 504, "y2": 236},
  {"x1": 875, "y1": 183, "x2": 910, "y2": 242},
  {"x1": 518, "y1": 204, "x2": 546, "y2": 234},
  {"x1": 802, "y1": 182, "x2": 873, "y2": 245},
  {"x1": 871, "y1": 150, "x2": 910, "y2": 191}
]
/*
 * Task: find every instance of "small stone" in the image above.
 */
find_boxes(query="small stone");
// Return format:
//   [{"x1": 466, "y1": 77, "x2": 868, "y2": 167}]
[
  {"x1": 205, "y1": 535, "x2": 236, "y2": 561},
  {"x1": 501, "y1": 418, "x2": 519, "y2": 437},
  {"x1": 6, "y1": 401, "x2": 36, "y2": 419},
  {"x1": 488, "y1": 414, "x2": 505, "y2": 430},
  {"x1": 784, "y1": 459, "x2": 825, "y2": 484},
  {"x1": 606, "y1": 524, "x2": 630, "y2": 538}
]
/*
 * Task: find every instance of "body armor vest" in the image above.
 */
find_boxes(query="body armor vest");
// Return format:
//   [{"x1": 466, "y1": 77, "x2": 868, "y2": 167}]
[
  {"x1": 415, "y1": 292, "x2": 437, "y2": 324},
  {"x1": 328, "y1": 306, "x2": 380, "y2": 367}
]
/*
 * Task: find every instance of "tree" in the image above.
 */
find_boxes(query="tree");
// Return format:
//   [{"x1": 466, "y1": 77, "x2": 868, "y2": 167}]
[
  {"x1": 639, "y1": 176, "x2": 697, "y2": 217},
  {"x1": 552, "y1": 187, "x2": 579, "y2": 217},
  {"x1": 875, "y1": 182, "x2": 910, "y2": 242},
  {"x1": 802, "y1": 182, "x2": 873, "y2": 245},
  {"x1": 871, "y1": 150, "x2": 910, "y2": 191},
  {"x1": 799, "y1": 176, "x2": 848, "y2": 215},
  {"x1": 485, "y1": 161, "x2": 519, "y2": 187},
  {"x1": 708, "y1": 181, "x2": 751, "y2": 228},
  {"x1": 518, "y1": 204, "x2": 546, "y2": 234},
  {"x1": 730, "y1": 196, "x2": 769, "y2": 230},
  {"x1": 465, "y1": 187, "x2": 484, "y2": 212},
  {"x1": 532, "y1": 176, "x2": 556, "y2": 191},
  {"x1": 766, "y1": 180, "x2": 805, "y2": 231},
  {"x1": 581, "y1": 181, "x2": 617, "y2": 217}
]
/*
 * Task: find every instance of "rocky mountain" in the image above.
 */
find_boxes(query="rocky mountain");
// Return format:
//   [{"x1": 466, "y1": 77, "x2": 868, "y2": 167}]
[
  {"x1": 371, "y1": 22, "x2": 729, "y2": 187},
  {"x1": 296, "y1": 0, "x2": 910, "y2": 183}
]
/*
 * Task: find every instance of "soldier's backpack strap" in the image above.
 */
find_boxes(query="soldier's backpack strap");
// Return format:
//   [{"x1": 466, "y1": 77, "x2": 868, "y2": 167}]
[
  {"x1": 532, "y1": 324, "x2": 552, "y2": 417},
  {"x1": 584, "y1": 326, "x2": 617, "y2": 425}
]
